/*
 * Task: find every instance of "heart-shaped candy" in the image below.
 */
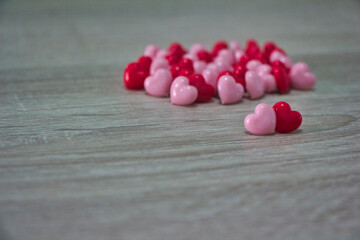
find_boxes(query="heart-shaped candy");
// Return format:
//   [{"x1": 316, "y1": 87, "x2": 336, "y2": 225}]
[
  {"x1": 137, "y1": 56, "x2": 152, "y2": 72},
  {"x1": 144, "y1": 44, "x2": 159, "y2": 59},
  {"x1": 290, "y1": 62, "x2": 316, "y2": 90},
  {"x1": 258, "y1": 71, "x2": 277, "y2": 93},
  {"x1": 123, "y1": 62, "x2": 148, "y2": 90},
  {"x1": 150, "y1": 58, "x2": 169, "y2": 75},
  {"x1": 244, "y1": 103, "x2": 276, "y2": 135},
  {"x1": 189, "y1": 43, "x2": 206, "y2": 55},
  {"x1": 246, "y1": 60, "x2": 262, "y2": 71},
  {"x1": 230, "y1": 40, "x2": 242, "y2": 51},
  {"x1": 193, "y1": 61, "x2": 207, "y2": 74},
  {"x1": 155, "y1": 49, "x2": 168, "y2": 59},
  {"x1": 217, "y1": 75, "x2": 244, "y2": 104},
  {"x1": 170, "y1": 76, "x2": 198, "y2": 106},
  {"x1": 272, "y1": 102, "x2": 302, "y2": 133},
  {"x1": 202, "y1": 68, "x2": 218, "y2": 90},
  {"x1": 272, "y1": 62, "x2": 291, "y2": 94},
  {"x1": 189, "y1": 74, "x2": 215, "y2": 103},
  {"x1": 270, "y1": 50, "x2": 293, "y2": 68},
  {"x1": 144, "y1": 69, "x2": 172, "y2": 97},
  {"x1": 245, "y1": 71, "x2": 265, "y2": 99}
]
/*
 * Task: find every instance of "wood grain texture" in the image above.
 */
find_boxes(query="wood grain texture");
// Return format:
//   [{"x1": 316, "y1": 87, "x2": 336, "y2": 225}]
[{"x1": 1, "y1": 0, "x2": 360, "y2": 239}]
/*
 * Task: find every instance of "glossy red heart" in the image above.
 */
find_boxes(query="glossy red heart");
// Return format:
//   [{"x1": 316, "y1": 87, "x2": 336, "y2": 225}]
[
  {"x1": 137, "y1": 56, "x2": 152, "y2": 72},
  {"x1": 272, "y1": 62, "x2": 291, "y2": 94},
  {"x1": 211, "y1": 40, "x2": 228, "y2": 57},
  {"x1": 189, "y1": 74, "x2": 215, "y2": 103},
  {"x1": 196, "y1": 50, "x2": 212, "y2": 63},
  {"x1": 233, "y1": 65, "x2": 246, "y2": 89},
  {"x1": 178, "y1": 68, "x2": 194, "y2": 77},
  {"x1": 272, "y1": 102, "x2": 302, "y2": 133},
  {"x1": 168, "y1": 42, "x2": 187, "y2": 58},
  {"x1": 178, "y1": 58, "x2": 194, "y2": 71},
  {"x1": 123, "y1": 62, "x2": 148, "y2": 90}
]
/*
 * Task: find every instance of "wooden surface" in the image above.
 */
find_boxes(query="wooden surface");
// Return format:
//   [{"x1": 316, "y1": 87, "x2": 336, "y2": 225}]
[{"x1": 1, "y1": 0, "x2": 360, "y2": 239}]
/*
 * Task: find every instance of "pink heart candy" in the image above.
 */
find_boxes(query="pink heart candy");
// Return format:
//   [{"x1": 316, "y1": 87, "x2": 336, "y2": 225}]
[
  {"x1": 244, "y1": 103, "x2": 276, "y2": 135},
  {"x1": 246, "y1": 60, "x2": 262, "y2": 71},
  {"x1": 202, "y1": 68, "x2": 218, "y2": 90},
  {"x1": 144, "y1": 44, "x2": 159, "y2": 59},
  {"x1": 245, "y1": 71, "x2": 265, "y2": 99},
  {"x1": 290, "y1": 62, "x2": 316, "y2": 90},
  {"x1": 150, "y1": 58, "x2": 169, "y2": 75},
  {"x1": 144, "y1": 69, "x2": 172, "y2": 97},
  {"x1": 217, "y1": 75, "x2": 244, "y2": 104},
  {"x1": 230, "y1": 40, "x2": 242, "y2": 51},
  {"x1": 155, "y1": 49, "x2": 168, "y2": 59},
  {"x1": 215, "y1": 60, "x2": 233, "y2": 73},
  {"x1": 183, "y1": 53, "x2": 197, "y2": 61},
  {"x1": 270, "y1": 50, "x2": 293, "y2": 68},
  {"x1": 217, "y1": 49, "x2": 235, "y2": 65},
  {"x1": 206, "y1": 63, "x2": 220, "y2": 76},
  {"x1": 170, "y1": 76, "x2": 198, "y2": 106},
  {"x1": 257, "y1": 64, "x2": 272, "y2": 75},
  {"x1": 193, "y1": 61, "x2": 207, "y2": 74},
  {"x1": 189, "y1": 43, "x2": 206, "y2": 55},
  {"x1": 234, "y1": 50, "x2": 244, "y2": 62},
  {"x1": 258, "y1": 71, "x2": 277, "y2": 93}
]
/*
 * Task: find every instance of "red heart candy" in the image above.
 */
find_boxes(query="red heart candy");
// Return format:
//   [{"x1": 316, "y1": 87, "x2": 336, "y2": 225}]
[
  {"x1": 211, "y1": 40, "x2": 228, "y2": 57},
  {"x1": 263, "y1": 41, "x2": 277, "y2": 55},
  {"x1": 123, "y1": 62, "x2": 148, "y2": 90},
  {"x1": 168, "y1": 42, "x2": 187, "y2": 58},
  {"x1": 170, "y1": 64, "x2": 181, "y2": 79},
  {"x1": 178, "y1": 68, "x2": 194, "y2": 77},
  {"x1": 166, "y1": 54, "x2": 181, "y2": 66},
  {"x1": 178, "y1": 58, "x2": 194, "y2": 71},
  {"x1": 246, "y1": 38, "x2": 259, "y2": 50},
  {"x1": 196, "y1": 50, "x2": 212, "y2": 63},
  {"x1": 272, "y1": 62, "x2": 291, "y2": 94},
  {"x1": 238, "y1": 54, "x2": 250, "y2": 66},
  {"x1": 233, "y1": 64, "x2": 246, "y2": 88},
  {"x1": 137, "y1": 56, "x2": 152, "y2": 72},
  {"x1": 189, "y1": 74, "x2": 215, "y2": 103},
  {"x1": 272, "y1": 102, "x2": 302, "y2": 133}
]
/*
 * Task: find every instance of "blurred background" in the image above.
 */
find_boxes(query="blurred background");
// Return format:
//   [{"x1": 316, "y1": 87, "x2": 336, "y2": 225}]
[{"x1": 1, "y1": 0, "x2": 359, "y2": 70}]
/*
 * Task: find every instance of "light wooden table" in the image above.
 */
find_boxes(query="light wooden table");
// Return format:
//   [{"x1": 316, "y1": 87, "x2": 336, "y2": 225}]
[{"x1": 1, "y1": 0, "x2": 360, "y2": 239}]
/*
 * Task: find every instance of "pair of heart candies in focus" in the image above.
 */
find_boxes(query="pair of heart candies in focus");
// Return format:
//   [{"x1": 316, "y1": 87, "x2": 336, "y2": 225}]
[{"x1": 245, "y1": 101, "x2": 302, "y2": 135}]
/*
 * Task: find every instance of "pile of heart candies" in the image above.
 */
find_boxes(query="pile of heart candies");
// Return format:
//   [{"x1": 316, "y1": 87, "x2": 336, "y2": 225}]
[{"x1": 123, "y1": 40, "x2": 316, "y2": 135}]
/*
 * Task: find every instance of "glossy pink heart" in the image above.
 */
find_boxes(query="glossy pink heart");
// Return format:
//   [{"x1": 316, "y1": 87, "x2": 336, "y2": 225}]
[
  {"x1": 150, "y1": 58, "x2": 169, "y2": 75},
  {"x1": 244, "y1": 103, "x2": 276, "y2": 135},
  {"x1": 202, "y1": 68, "x2": 218, "y2": 90},
  {"x1": 256, "y1": 64, "x2": 272, "y2": 75},
  {"x1": 270, "y1": 50, "x2": 293, "y2": 68},
  {"x1": 144, "y1": 69, "x2": 172, "y2": 97},
  {"x1": 170, "y1": 76, "x2": 198, "y2": 106},
  {"x1": 246, "y1": 60, "x2": 262, "y2": 71},
  {"x1": 217, "y1": 75, "x2": 244, "y2": 104},
  {"x1": 155, "y1": 49, "x2": 168, "y2": 59},
  {"x1": 258, "y1": 71, "x2": 277, "y2": 93},
  {"x1": 189, "y1": 43, "x2": 206, "y2": 55},
  {"x1": 245, "y1": 71, "x2": 265, "y2": 99},
  {"x1": 217, "y1": 49, "x2": 235, "y2": 66},
  {"x1": 230, "y1": 40, "x2": 242, "y2": 51},
  {"x1": 193, "y1": 61, "x2": 207, "y2": 74},
  {"x1": 290, "y1": 62, "x2": 316, "y2": 90},
  {"x1": 234, "y1": 50, "x2": 244, "y2": 62},
  {"x1": 144, "y1": 44, "x2": 159, "y2": 59}
]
